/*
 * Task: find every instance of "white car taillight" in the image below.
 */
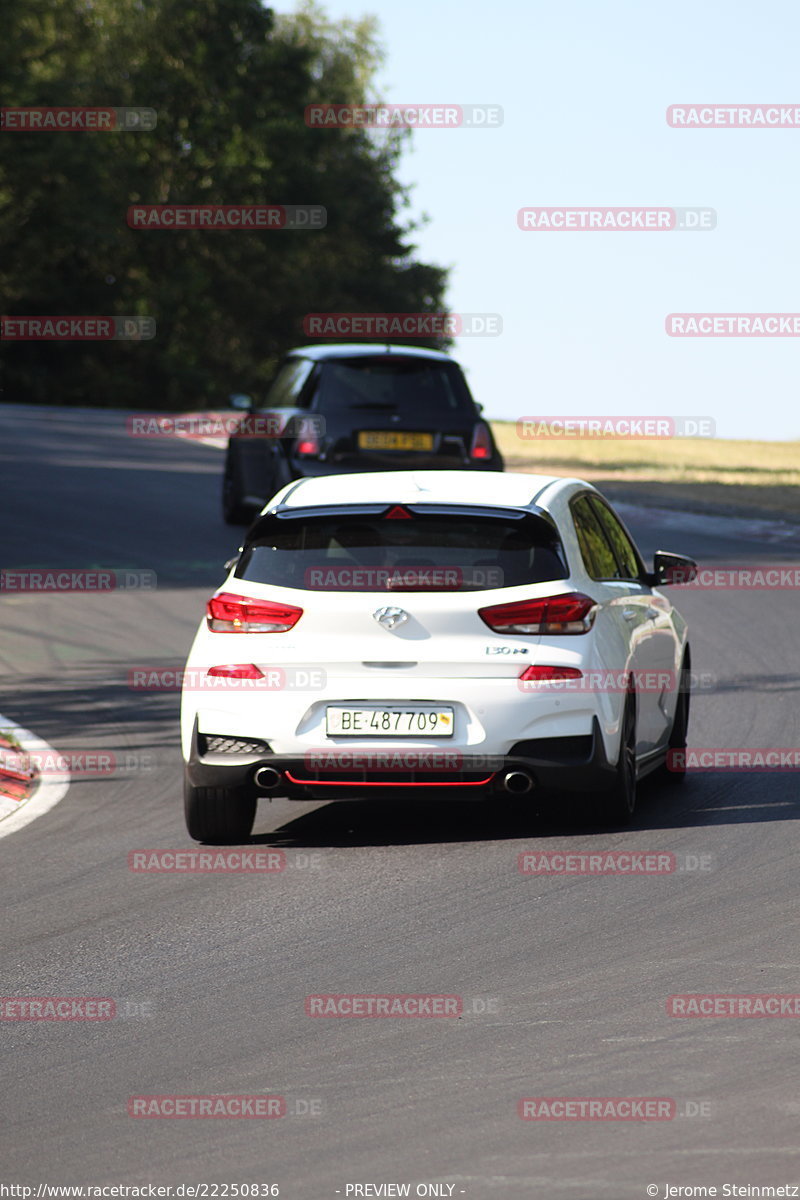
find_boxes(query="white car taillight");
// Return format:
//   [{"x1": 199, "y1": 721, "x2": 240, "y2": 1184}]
[
  {"x1": 206, "y1": 592, "x2": 304, "y2": 633},
  {"x1": 478, "y1": 592, "x2": 597, "y2": 635}
]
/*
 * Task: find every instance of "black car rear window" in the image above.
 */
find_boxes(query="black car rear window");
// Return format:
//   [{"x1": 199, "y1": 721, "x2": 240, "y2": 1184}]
[
  {"x1": 311, "y1": 358, "x2": 475, "y2": 416},
  {"x1": 235, "y1": 512, "x2": 567, "y2": 592}
]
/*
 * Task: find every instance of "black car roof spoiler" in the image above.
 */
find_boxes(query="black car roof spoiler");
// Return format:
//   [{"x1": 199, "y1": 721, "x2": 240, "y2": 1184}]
[{"x1": 247, "y1": 502, "x2": 559, "y2": 539}]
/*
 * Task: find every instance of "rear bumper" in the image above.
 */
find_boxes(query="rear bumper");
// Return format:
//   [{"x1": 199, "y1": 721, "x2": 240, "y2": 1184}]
[{"x1": 186, "y1": 718, "x2": 618, "y2": 800}]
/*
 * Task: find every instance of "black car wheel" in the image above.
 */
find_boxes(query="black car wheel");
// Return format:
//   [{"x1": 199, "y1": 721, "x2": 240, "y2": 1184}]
[
  {"x1": 184, "y1": 778, "x2": 256, "y2": 843},
  {"x1": 663, "y1": 649, "x2": 691, "y2": 784},
  {"x1": 599, "y1": 688, "x2": 637, "y2": 825}
]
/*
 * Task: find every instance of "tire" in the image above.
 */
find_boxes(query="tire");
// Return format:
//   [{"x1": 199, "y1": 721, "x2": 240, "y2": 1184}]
[
  {"x1": 221, "y1": 451, "x2": 253, "y2": 525},
  {"x1": 664, "y1": 650, "x2": 691, "y2": 784},
  {"x1": 598, "y1": 689, "x2": 637, "y2": 825},
  {"x1": 184, "y1": 778, "x2": 256, "y2": 843}
]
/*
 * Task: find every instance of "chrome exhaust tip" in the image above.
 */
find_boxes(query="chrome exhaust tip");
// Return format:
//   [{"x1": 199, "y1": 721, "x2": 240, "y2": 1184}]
[
  {"x1": 503, "y1": 769, "x2": 534, "y2": 795},
  {"x1": 254, "y1": 765, "x2": 282, "y2": 792}
]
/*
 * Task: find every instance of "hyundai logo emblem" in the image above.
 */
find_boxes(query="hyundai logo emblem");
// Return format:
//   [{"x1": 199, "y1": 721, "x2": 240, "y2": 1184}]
[{"x1": 373, "y1": 606, "x2": 409, "y2": 631}]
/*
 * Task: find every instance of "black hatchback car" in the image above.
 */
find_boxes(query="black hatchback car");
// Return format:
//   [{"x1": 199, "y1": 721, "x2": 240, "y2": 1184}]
[{"x1": 222, "y1": 343, "x2": 504, "y2": 523}]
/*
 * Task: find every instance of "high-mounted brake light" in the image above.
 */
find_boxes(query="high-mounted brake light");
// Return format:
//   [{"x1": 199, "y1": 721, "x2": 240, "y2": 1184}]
[
  {"x1": 478, "y1": 592, "x2": 597, "y2": 635},
  {"x1": 384, "y1": 505, "x2": 413, "y2": 520},
  {"x1": 470, "y1": 421, "x2": 493, "y2": 460},
  {"x1": 206, "y1": 592, "x2": 303, "y2": 633}
]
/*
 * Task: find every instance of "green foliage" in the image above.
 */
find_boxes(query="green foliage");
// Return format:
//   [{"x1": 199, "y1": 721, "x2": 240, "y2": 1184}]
[{"x1": 0, "y1": 0, "x2": 450, "y2": 408}]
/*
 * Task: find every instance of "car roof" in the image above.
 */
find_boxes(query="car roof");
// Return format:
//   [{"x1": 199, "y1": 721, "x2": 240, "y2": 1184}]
[
  {"x1": 276, "y1": 470, "x2": 574, "y2": 511},
  {"x1": 286, "y1": 343, "x2": 454, "y2": 363}
]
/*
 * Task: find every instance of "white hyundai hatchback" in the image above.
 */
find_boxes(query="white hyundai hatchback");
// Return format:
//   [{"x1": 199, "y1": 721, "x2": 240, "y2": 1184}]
[{"x1": 181, "y1": 470, "x2": 697, "y2": 841}]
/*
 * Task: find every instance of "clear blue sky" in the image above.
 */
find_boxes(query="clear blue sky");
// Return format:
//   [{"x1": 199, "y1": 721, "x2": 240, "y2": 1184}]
[{"x1": 289, "y1": 0, "x2": 800, "y2": 440}]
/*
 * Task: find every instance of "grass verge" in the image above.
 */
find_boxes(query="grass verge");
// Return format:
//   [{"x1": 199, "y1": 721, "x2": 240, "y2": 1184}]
[{"x1": 491, "y1": 424, "x2": 800, "y2": 521}]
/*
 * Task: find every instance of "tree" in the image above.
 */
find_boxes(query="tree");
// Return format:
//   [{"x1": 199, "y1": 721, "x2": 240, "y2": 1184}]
[{"x1": 0, "y1": 0, "x2": 450, "y2": 407}]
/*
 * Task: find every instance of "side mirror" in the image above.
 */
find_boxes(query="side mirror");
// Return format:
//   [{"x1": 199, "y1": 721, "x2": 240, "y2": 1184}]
[
  {"x1": 229, "y1": 393, "x2": 253, "y2": 411},
  {"x1": 223, "y1": 550, "x2": 242, "y2": 572},
  {"x1": 648, "y1": 551, "x2": 698, "y2": 586}
]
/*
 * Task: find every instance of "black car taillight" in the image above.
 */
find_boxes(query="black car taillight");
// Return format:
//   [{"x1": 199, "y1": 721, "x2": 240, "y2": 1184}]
[
  {"x1": 470, "y1": 421, "x2": 493, "y2": 460},
  {"x1": 295, "y1": 417, "x2": 322, "y2": 458}
]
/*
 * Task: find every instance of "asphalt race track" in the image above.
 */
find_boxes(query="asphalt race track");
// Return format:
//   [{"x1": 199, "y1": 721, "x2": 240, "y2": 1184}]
[{"x1": 2, "y1": 405, "x2": 800, "y2": 1197}]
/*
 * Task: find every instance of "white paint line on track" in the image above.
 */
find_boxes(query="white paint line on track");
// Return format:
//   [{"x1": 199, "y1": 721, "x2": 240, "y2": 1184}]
[{"x1": 0, "y1": 713, "x2": 70, "y2": 839}]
